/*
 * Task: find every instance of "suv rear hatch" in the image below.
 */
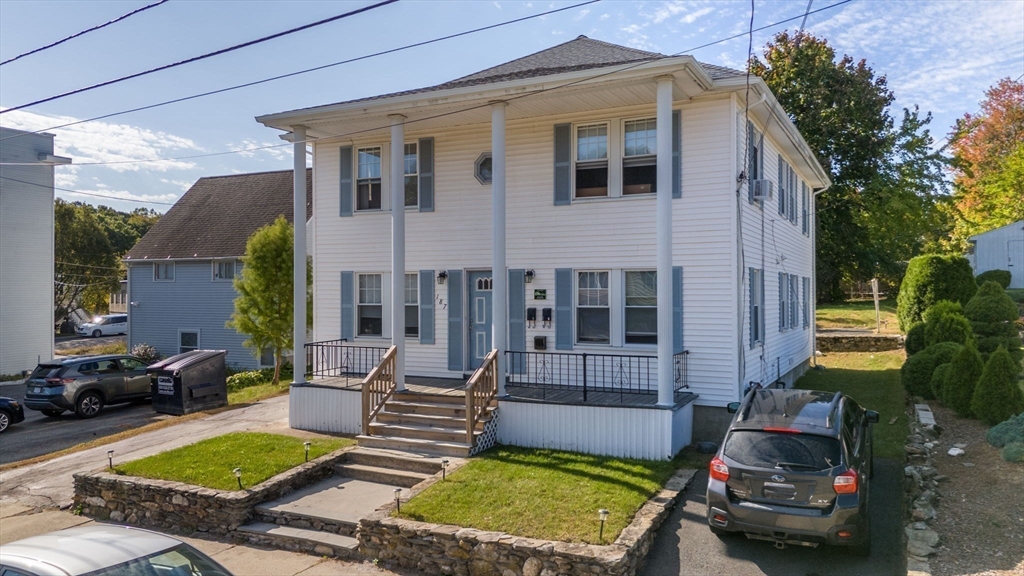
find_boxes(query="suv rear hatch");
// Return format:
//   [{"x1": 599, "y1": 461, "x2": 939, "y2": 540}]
[
  {"x1": 722, "y1": 429, "x2": 843, "y2": 510},
  {"x1": 27, "y1": 364, "x2": 68, "y2": 384}
]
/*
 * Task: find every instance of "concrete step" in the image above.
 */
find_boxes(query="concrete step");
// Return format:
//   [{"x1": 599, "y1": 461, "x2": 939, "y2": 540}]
[
  {"x1": 344, "y1": 447, "x2": 446, "y2": 474},
  {"x1": 334, "y1": 462, "x2": 433, "y2": 488},
  {"x1": 390, "y1": 391, "x2": 466, "y2": 405},
  {"x1": 377, "y1": 410, "x2": 490, "y2": 430},
  {"x1": 356, "y1": 434, "x2": 472, "y2": 458},
  {"x1": 368, "y1": 422, "x2": 473, "y2": 443},
  {"x1": 236, "y1": 522, "x2": 358, "y2": 558},
  {"x1": 252, "y1": 476, "x2": 399, "y2": 537}
]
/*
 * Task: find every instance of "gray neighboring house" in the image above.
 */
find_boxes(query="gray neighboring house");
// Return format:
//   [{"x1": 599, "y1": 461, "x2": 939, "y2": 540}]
[
  {"x1": 967, "y1": 220, "x2": 1024, "y2": 289},
  {"x1": 0, "y1": 127, "x2": 71, "y2": 376},
  {"x1": 124, "y1": 169, "x2": 312, "y2": 369}
]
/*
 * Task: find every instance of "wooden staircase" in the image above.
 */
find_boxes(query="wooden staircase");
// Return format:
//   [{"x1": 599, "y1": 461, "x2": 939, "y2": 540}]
[{"x1": 357, "y1": 392, "x2": 495, "y2": 457}]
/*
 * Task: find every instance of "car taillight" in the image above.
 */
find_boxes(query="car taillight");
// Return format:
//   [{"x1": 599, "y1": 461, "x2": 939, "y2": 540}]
[
  {"x1": 762, "y1": 427, "x2": 802, "y2": 434},
  {"x1": 833, "y1": 468, "x2": 858, "y2": 494},
  {"x1": 45, "y1": 378, "x2": 73, "y2": 385},
  {"x1": 710, "y1": 457, "x2": 730, "y2": 482}
]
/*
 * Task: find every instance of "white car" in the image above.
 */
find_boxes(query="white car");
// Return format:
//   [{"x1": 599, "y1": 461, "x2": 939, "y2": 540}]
[{"x1": 76, "y1": 314, "x2": 127, "y2": 338}]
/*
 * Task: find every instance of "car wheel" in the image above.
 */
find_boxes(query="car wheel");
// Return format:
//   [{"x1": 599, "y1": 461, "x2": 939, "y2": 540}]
[
  {"x1": 76, "y1": 392, "x2": 104, "y2": 419},
  {"x1": 41, "y1": 409, "x2": 64, "y2": 417},
  {"x1": 0, "y1": 410, "x2": 10, "y2": 433},
  {"x1": 92, "y1": 329, "x2": 101, "y2": 338}
]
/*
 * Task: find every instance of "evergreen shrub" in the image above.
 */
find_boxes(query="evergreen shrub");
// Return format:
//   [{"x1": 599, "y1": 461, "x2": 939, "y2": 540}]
[
  {"x1": 976, "y1": 269, "x2": 1012, "y2": 289},
  {"x1": 930, "y1": 363, "x2": 952, "y2": 400},
  {"x1": 897, "y1": 255, "x2": 977, "y2": 331},
  {"x1": 964, "y1": 281, "x2": 1023, "y2": 361},
  {"x1": 970, "y1": 346, "x2": 1024, "y2": 425},
  {"x1": 1002, "y1": 442, "x2": 1024, "y2": 463},
  {"x1": 901, "y1": 351, "x2": 938, "y2": 399},
  {"x1": 986, "y1": 412, "x2": 1024, "y2": 448},
  {"x1": 905, "y1": 323, "x2": 926, "y2": 355},
  {"x1": 943, "y1": 343, "x2": 984, "y2": 417}
]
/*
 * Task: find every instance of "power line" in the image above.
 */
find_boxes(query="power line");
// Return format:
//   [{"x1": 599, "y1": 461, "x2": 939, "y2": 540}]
[
  {"x1": 56, "y1": 261, "x2": 124, "y2": 270},
  {"x1": 0, "y1": 175, "x2": 176, "y2": 206},
  {"x1": 0, "y1": 0, "x2": 397, "y2": 115},
  {"x1": 0, "y1": 0, "x2": 170, "y2": 67},
  {"x1": 1, "y1": 0, "x2": 601, "y2": 143}
]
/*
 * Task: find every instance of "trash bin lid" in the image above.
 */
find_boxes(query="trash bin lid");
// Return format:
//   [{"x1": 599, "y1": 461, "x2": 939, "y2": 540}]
[{"x1": 146, "y1": 350, "x2": 227, "y2": 373}]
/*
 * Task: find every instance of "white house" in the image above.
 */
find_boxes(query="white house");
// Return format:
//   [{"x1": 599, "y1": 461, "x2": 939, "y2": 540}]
[
  {"x1": 257, "y1": 37, "x2": 829, "y2": 459},
  {"x1": 967, "y1": 220, "x2": 1024, "y2": 289},
  {"x1": 0, "y1": 127, "x2": 70, "y2": 376}
]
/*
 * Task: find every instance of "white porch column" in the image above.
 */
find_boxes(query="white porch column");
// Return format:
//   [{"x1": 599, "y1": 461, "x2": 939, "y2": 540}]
[
  {"x1": 390, "y1": 115, "x2": 406, "y2": 391},
  {"x1": 491, "y1": 102, "x2": 507, "y2": 396},
  {"x1": 656, "y1": 77, "x2": 673, "y2": 407},
  {"x1": 292, "y1": 125, "x2": 307, "y2": 385}
]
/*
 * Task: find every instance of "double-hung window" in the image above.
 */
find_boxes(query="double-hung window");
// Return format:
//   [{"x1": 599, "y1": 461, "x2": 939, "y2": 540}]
[
  {"x1": 789, "y1": 274, "x2": 800, "y2": 328},
  {"x1": 623, "y1": 118, "x2": 657, "y2": 195},
  {"x1": 802, "y1": 182, "x2": 810, "y2": 235},
  {"x1": 779, "y1": 272, "x2": 789, "y2": 331},
  {"x1": 575, "y1": 124, "x2": 609, "y2": 198},
  {"x1": 213, "y1": 260, "x2": 235, "y2": 281},
  {"x1": 405, "y1": 273, "x2": 419, "y2": 337},
  {"x1": 749, "y1": 268, "x2": 764, "y2": 346},
  {"x1": 357, "y1": 274, "x2": 383, "y2": 336},
  {"x1": 154, "y1": 263, "x2": 174, "y2": 281},
  {"x1": 179, "y1": 330, "x2": 199, "y2": 354},
  {"x1": 577, "y1": 271, "x2": 610, "y2": 344},
  {"x1": 624, "y1": 271, "x2": 657, "y2": 344},
  {"x1": 356, "y1": 147, "x2": 382, "y2": 211},
  {"x1": 747, "y1": 121, "x2": 762, "y2": 203},
  {"x1": 802, "y1": 276, "x2": 811, "y2": 328},
  {"x1": 404, "y1": 143, "x2": 418, "y2": 207}
]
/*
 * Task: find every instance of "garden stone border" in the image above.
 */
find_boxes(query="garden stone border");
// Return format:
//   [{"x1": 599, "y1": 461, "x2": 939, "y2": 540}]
[
  {"x1": 903, "y1": 402, "x2": 943, "y2": 576},
  {"x1": 73, "y1": 445, "x2": 356, "y2": 536},
  {"x1": 358, "y1": 467, "x2": 698, "y2": 576}
]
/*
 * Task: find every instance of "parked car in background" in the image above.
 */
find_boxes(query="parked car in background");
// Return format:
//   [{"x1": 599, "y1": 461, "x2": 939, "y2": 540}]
[
  {"x1": 0, "y1": 525, "x2": 233, "y2": 576},
  {"x1": 0, "y1": 397, "x2": 25, "y2": 433},
  {"x1": 23, "y1": 355, "x2": 151, "y2": 419},
  {"x1": 706, "y1": 388, "x2": 878, "y2": 556},
  {"x1": 76, "y1": 314, "x2": 128, "y2": 338}
]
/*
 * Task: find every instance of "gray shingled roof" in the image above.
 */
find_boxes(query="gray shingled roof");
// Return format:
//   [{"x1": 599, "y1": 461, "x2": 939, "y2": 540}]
[
  {"x1": 125, "y1": 169, "x2": 312, "y2": 261},
  {"x1": 273, "y1": 36, "x2": 743, "y2": 115}
]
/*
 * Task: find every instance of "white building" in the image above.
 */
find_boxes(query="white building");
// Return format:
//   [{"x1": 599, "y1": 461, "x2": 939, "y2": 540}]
[
  {"x1": 968, "y1": 220, "x2": 1024, "y2": 289},
  {"x1": 257, "y1": 37, "x2": 829, "y2": 459},
  {"x1": 0, "y1": 127, "x2": 70, "y2": 376}
]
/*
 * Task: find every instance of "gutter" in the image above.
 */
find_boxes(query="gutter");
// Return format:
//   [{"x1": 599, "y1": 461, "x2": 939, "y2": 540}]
[{"x1": 810, "y1": 182, "x2": 832, "y2": 366}]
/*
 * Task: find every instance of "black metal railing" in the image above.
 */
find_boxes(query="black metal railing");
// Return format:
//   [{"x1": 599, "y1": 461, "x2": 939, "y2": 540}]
[
  {"x1": 673, "y1": 350, "x2": 689, "y2": 392},
  {"x1": 305, "y1": 339, "x2": 388, "y2": 379}
]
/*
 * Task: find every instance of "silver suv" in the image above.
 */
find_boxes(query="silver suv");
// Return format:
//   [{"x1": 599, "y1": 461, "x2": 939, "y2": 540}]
[{"x1": 24, "y1": 355, "x2": 151, "y2": 419}]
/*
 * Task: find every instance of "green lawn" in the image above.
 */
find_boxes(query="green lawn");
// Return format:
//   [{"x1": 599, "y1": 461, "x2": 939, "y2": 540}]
[
  {"x1": 116, "y1": 432, "x2": 350, "y2": 490},
  {"x1": 397, "y1": 446, "x2": 689, "y2": 544},
  {"x1": 227, "y1": 381, "x2": 290, "y2": 405},
  {"x1": 816, "y1": 298, "x2": 899, "y2": 333},
  {"x1": 795, "y1": 350, "x2": 907, "y2": 459}
]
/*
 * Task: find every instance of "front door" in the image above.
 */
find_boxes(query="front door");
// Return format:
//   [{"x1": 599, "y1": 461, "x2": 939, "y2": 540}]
[{"x1": 467, "y1": 270, "x2": 493, "y2": 370}]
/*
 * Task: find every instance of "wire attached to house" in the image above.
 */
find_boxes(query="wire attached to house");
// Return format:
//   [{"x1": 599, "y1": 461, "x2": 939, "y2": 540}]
[
  {"x1": 0, "y1": 0, "x2": 398, "y2": 115},
  {"x1": 0, "y1": 0, "x2": 171, "y2": 67},
  {"x1": 0, "y1": 175, "x2": 176, "y2": 206}
]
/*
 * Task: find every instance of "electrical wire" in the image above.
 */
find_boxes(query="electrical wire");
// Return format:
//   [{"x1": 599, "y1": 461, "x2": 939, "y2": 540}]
[
  {"x1": 0, "y1": 175, "x2": 176, "y2": 206},
  {"x1": 56, "y1": 261, "x2": 125, "y2": 270},
  {"x1": 0, "y1": 0, "x2": 397, "y2": 115},
  {"x1": 0, "y1": 0, "x2": 601, "y2": 142},
  {"x1": 0, "y1": 0, "x2": 170, "y2": 67}
]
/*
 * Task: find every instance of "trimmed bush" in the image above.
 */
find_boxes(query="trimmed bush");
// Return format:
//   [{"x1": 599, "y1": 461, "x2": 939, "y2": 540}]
[
  {"x1": 130, "y1": 343, "x2": 161, "y2": 364},
  {"x1": 1003, "y1": 442, "x2": 1024, "y2": 463},
  {"x1": 930, "y1": 363, "x2": 952, "y2": 400},
  {"x1": 923, "y1": 309, "x2": 975, "y2": 348},
  {"x1": 943, "y1": 343, "x2": 985, "y2": 417},
  {"x1": 922, "y1": 300, "x2": 964, "y2": 324},
  {"x1": 970, "y1": 346, "x2": 1024, "y2": 425},
  {"x1": 987, "y1": 412, "x2": 1024, "y2": 448},
  {"x1": 924, "y1": 341, "x2": 962, "y2": 366},
  {"x1": 897, "y1": 255, "x2": 977, "y2": 332},
  {"x1": 901, "y1": 351, "x2": 938, "y2": 399},
  {"x1": 976, "y1": 269, "x2": 1012, "y2": 289},
  {"x1": 905, "y1": 323, "x2": 926, "y2": 355},
  {"x1": 964, "y1": 281, "x2": 1023, "y2": 361}
]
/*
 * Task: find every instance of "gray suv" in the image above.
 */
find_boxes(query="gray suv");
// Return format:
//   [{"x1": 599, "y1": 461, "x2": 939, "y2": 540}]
[
  {"x1": 706, "y1": 388, "x2": 879, "y2": 556},
  {"x1": 24, "y1": 355, "x2": 152, "y2": 419}
]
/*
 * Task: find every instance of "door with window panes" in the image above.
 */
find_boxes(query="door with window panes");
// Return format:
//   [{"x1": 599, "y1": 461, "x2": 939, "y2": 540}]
[{"x1": 467, "y1": 271, "x2": 493, "y2": 370}]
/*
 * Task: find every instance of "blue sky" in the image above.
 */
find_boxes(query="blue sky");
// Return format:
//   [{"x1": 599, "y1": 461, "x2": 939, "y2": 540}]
[{"x1": 1, "y1": 0, "x2": 1021, "y2": 213}]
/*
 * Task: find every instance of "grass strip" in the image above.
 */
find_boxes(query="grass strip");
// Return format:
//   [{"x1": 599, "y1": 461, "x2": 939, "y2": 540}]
[
  {"x1": 59, "y1": 342, "x2": 128, "y2": 356},
  {"x1": 115, "y1": 432, "x2": 349, "y2": 490},
  {"x1": 815, "y1": 298, "x2": 899, "y2": 334}
]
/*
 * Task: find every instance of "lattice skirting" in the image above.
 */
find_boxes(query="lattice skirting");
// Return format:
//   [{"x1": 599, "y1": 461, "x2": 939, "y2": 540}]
[{"x1": 471, "y1": 409, "x2": 499, "y2": 456}]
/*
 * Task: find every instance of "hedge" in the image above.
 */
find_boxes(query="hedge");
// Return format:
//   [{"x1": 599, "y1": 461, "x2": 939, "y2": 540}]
[
  {"x1": 942, "y1": 343, "x2": 984, "y2": 417},
  {"x1": 897, "y1": 255, "x2": 977, "y2": 332},
  {"x1": 964, "y1": 281, "x2": 1023, "y2": 361},
  {"x1": 930, "y1": 363, "x2": 952, "y2": 400},
  {"x1": 976, "y1": 269, "x2": 1012, "y2": 289},
  {"x1": 921, "y1": 302, "x2": 974, "y2": 348},
  {"x1": 970, "y1": 346, "x2": 1024, "y2": 425},
  {"x1": 905, "y1": 323, "x2": 926, "y2": 356},
  {"x1": 901, "y1": 342, "x2": 962, "y2": 399}
]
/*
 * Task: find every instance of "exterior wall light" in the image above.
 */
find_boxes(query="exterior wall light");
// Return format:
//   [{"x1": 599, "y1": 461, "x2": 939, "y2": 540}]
[
  {"x1": 233, "y1": 467, "x2": 243, "y2": 490},
  {"x1": 525, "y1": 270, "x2": 535, "y2": 283},
  {"x1": 598, "y1": 508, "x2": 609, "y2": 542},
  {"x1": 304, "y1": 441, "x2": 311, "y2": 462},
  {"x1": 394, "y1": 487, "x2": 402, "y2": 513},
  {"x1": 437, "y1": 271, "x2": 448, "y2": 285},
  {"x1": 107, "y1": 450, "x2": 114, "y2": 470}
]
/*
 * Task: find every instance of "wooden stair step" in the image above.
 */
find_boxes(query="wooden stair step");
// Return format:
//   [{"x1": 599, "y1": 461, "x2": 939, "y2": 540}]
[
  {"x1": 391, "y1": 391, "x2": 466, "y2": 405},
  {"x1": 376, "y1": 411, "x2": 489, "y2": 430},
  {"x1": 368, "y1": 422, "x2": 476, "y2": 443},
  {"x1": 334, "y1": 462, "x2": 433, "y2": 488},
  {"x1": 344, "y1": 447, "x2": 446, "y2": 475},
  {"x1": 384, "y1": 401, "x2": 469, "y2": 418},
  {"x1": 356, "y1": 434, "x2": 472, "y2": 458}
]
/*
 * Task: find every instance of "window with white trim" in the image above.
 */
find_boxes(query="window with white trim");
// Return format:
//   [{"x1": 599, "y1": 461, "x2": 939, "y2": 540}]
[
  {"x1": 576, "y1": 271, "x2": 610, "y2": 344},
  {"x1": 802, "y1": 182, "x2": 810, "y2": 235},
  {"x1": 404, "y1": 143, "x2": 418, "y2": 207},
  {"x1": 779, "y1": 272, "x2": 789, "y2": 331},
  {"x1": 213, "y1": 260, "x2": 235, "y2": 281},
  {"x1": 356, "y1": 147, "x2": 382, "y2": 211},
  {"x1": 357, "y1": 273, "x2": 383, "y2": 336},
  {"x1": 749, "y1": 268, "x2": 764, "y2": 346},
  {"x1": 623, "y1": 118, "x2": 657, "y2": 195},
  {"x1": 624, "y1": 271, "x2": 657, "y2": 344},
  {"x1": 405, "y1": 273, "x2": 418, "y2": 337},
  {"x1": 802, "y1": 276, "x2": 811, "y2": 328},
  {"x1": 260, "y1": 347, "x2": 275, "y2": 367},
  {"x1": 747, "y1": 121, "x2": 762, "y2": 203},
  {"x1": 789, "y1": 274, "x2": 800, "y2": 329},
  {"x1": 154, "y1": 263, "x2": 174, "y2": 281},
  {"x1": 179, "y1": 330, "x2": 199, "y2": 354},
  {"x1": 575, "y1": 123, "x2": 609, "y2": 198},
  {"x1": 778, "y1": 158, "x2": 799, "y2": 225}
]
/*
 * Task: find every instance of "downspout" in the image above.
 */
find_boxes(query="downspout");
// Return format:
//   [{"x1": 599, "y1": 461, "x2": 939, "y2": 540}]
[{"x1": 810, "y1": 182, "x2": 831, "y2": 366}]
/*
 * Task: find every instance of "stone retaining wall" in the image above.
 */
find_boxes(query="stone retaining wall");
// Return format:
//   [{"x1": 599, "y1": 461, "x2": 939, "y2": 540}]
[
  {"x1": 817, "y1": 334, "x2": 904, "y2": 352},
  {"x1": 358, "y1": 468, "x2": 696, "y2": 576},
  {"x1": 73, "y1": 447, "x2": 353, "y2": 536}
]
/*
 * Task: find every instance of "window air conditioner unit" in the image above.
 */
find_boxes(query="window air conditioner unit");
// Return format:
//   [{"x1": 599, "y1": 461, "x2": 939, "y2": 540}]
[{"x1": 751, "y1": 179, "x2": 774, "y2": 200}]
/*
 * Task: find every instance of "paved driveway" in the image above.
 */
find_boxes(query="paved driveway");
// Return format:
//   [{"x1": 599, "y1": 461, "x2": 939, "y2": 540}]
[{"x1": 641, "y1": 459, "x2": 905, "y2": 576}]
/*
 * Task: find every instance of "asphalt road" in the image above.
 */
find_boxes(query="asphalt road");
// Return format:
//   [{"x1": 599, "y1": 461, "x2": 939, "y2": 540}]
[
  {"x1": 0, "y1": 382, "x2": 170, "y2": 465},
  {"x1": 640, "y1": 459, "x2": 905, "y2": 576}
]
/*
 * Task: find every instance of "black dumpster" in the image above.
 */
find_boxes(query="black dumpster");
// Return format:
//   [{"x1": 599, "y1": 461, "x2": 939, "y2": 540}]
[{"x1": 147, "y1": 350, "x2": 228, "y2": 415}]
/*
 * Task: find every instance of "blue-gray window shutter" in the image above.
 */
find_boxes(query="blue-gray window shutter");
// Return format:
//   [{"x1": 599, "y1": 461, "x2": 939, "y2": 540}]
[
  {"x1": 418, "y1": 138, "x2": 434, "y2": 212},
  {"x1": 555, "y1": 268, "x2": 573, "y2": 350},
  {"x1": 672, "y1": 110, "x2": 681, "y2": 199},
  {"x1": 419, "y1": 270, "x2": 434, "y2": 344},
  {"x1": 339, "y1": 146, "x2": 353, "y2": 217},
  {"x1": 749, "y1": 268, "x2": 756, "y2": 347},
  {"x1": 779, "y1": 271, "x2": 785, "y2": 331},
  {"x1": 508, "y1": 269, "x2": 526, "y2": 373},
  {"x1": 672, "y1": 266, "x2": 683, "y2": 353},
  {"x1": 446, "y1": 269, "x2": 464, "y2": 371},
  {"x1": 553, "y1": 123, "x2": 571, "y2": 206},
  {"x1": 340, "y1": 271, "x2": 354, "y2": 340}
]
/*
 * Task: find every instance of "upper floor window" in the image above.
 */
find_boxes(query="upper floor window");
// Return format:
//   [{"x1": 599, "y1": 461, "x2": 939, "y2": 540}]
[
  {"x1": 357, "y1": 147, "x2": 382, "y2": 211},
  {"x1": 624, "y1": 271, "x2": 657, "y2": 344},
  {"x1": 575, "y1": 124, "x2": 608, "y2": 198},
  {"x1": 623, "y1": 118, "x2": 656, "y2": 195},
  {"x1": 213, "y1": 260, "x2": 235, "y2": 281},
  {"x1": 179, "y1": 330, "x2": 199, "y2": 354},
  {"x1": 358, "y1": 273, "x2": 383, "y2": 336},
  {"x1": 747, "y1": 121, "x2": 763, "y2": 204},
  {"x1": 405, "y1": 273, "x2": 419, "y2": 337},
  {"x1": 749, "y1": 268, "x2": 764, "y2": 346},
  {"x1": 154, "y1": 263, "x2": 174, "y2": 281},
  {"x1": 404, "y1": 143, "x2": 418, "y2": 207},
  {"x1": 577, "y1": 271, "x2": 610, "y2": 344}
]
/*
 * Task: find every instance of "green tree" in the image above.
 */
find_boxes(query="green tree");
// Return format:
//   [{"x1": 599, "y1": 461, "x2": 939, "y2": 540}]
[
  {"x1": 942, "y1": 342, "x2": 984, "y2": 417},
  {"x1": 226, "y1": 216, "x2": 311, "y2": 385},
  {"x1": 970, "y1": 346, "x2": 1024, "y2": 425},
  {"x1": 750, "y1": 32, "x2": 949, "y2": 301},
  {"x1": 964, "y1": 281, "x2": 1022, "y2": 361},
  {"x1": 53, "y1": 200, "x2": 119, "y2": 326}
]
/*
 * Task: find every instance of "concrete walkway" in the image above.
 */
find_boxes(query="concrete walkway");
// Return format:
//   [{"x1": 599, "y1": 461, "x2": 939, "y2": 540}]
[{"x1": 0, "y1": 396, "x2": 290, "y2": 508}]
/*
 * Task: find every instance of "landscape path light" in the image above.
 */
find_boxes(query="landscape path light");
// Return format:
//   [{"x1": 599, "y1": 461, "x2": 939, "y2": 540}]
[
  {"x1": 598, "y1": 508, "x2": 609, "y2": 542},
  {"x1": 107, "y1": 450, "x2": 114, "y2": 470},
  {"x1": 394, "y1": 487, "x2": 402, "y2": 513},
  {"x1": 233, "y1": 467, "x2": 243, "y2": 490},
  {"x1": 304, "y1": 441, "x2": 311, "y2": 462},
  {"x1": 441, "y1": 458, "x2": 449, "y2": 480}
]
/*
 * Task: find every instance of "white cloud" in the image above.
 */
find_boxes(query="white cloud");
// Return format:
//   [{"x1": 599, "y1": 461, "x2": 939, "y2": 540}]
[
  {"x1": 599, "y1": 13, "x2": 610, "y2": 20},
  {"x1": 160, "y1": 178, "x2": 193, "y2": 191},
  {"x1": 63, "y1": 188, "x2": 179, "y2": 204},
  {"x1": 574, "y1": 8, "x2": 590, "y2": 21},
  {"x1": 0, "y1": 109, "x2": 201, "y2": 172},
  {"x1": 227, "y1": 138, "x2": 292, "y2": 161},
  {"x1": 551, "y1": 29, "x2": 564, "y2": 36},
  {"x1": 54, "y1": 170, "x2": 78, "y2": 189},
  {"x1": 680, "y1": 6, "x2": 713, "y2": 24}
]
